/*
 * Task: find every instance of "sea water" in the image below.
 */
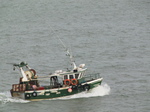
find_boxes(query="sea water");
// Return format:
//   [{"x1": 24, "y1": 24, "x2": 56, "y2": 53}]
[{"x1": 0, "y1": 0, "x2": 150, "y2": 112}]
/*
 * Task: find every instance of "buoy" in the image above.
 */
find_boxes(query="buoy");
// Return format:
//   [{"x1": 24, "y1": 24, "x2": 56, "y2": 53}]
[{"x1": 68, "y1": 88, "x2": 72, "y2": 93}]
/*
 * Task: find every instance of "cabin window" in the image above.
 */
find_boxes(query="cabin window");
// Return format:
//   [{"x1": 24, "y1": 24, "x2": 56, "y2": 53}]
[
  {"x1": 73, "y1": 69, "x2": 78, "y2": 72},
  {"x1": 69, "y1": 75, "x2": 74, "y2": 79},
  {"x1": 64, "y1": 75, "x2": 68, "y2": 79},
  {"x1": 75, "y1": 74, "x2": 79, "y2": 79}
]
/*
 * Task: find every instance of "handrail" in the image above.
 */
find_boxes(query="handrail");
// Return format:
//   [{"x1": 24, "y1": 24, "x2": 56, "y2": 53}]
[
  {"x1": 84, "y1": 73, "x2": 101, "y2": 80},
  {"x1": 59, "y1": 68, "x2": 87, "y2": 75}
]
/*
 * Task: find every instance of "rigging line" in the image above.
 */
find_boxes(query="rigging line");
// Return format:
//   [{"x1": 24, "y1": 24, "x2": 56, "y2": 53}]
[
  {"x1": 49, "y1": 26, "x2": 74, "y2": 61},
  {"x1": 49, "y1": 26, "x2": 67, "y2": 50},
  {"x1": 49, "y1": 26, "x2": 77, "y2": 69}
]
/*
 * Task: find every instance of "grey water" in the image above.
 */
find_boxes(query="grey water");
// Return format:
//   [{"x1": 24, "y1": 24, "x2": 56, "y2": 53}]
[{"x1": 0, "y1": 0, "x2": 150, "y2": 112}]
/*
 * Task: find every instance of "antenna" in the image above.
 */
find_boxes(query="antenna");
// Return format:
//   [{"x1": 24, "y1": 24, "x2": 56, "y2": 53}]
[{"x1": 50, "y1": 27, "x2": 77, "y2": 69}]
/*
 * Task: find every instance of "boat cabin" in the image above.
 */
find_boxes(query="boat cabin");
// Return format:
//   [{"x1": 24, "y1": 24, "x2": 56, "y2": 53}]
[{"x1": 48, "y1": 66, "x2": 87, "y2": 88}]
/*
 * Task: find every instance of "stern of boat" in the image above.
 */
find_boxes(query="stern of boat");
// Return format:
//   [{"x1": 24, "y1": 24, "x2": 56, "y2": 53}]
[{"x1": 10, "y1": 84, "x2": 26, "y2": 99}]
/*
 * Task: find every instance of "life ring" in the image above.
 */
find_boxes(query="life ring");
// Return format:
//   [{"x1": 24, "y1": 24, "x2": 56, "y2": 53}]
[
  {"x1": 71, "y1": 79, "x2": 78, "y2": 85},
  {"x1": 64, "y1": 79, "x2": 71, "y2": 86},
  {"x1": 25, "y1": 93, "x2": 30, "y2": 99},
  {"x1": 83, "y1": 84, "x2": 90, "y2": 91},
  {"x1": 32, "y1": 92, "x2": 37, "y2": 97}
]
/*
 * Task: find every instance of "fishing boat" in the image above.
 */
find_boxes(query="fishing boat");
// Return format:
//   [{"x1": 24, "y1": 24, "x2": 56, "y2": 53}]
[
  {"x1": 10, "y1": 61, "x2": 103, "y2": 101},
  {"x1": 10, "y1": 39, "x2": 103, "y2": 101}
]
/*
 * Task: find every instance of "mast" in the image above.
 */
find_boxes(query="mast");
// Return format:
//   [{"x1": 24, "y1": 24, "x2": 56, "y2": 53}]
[{"x1": 56, "y1": 36, "x2": 77, "y2": 69}]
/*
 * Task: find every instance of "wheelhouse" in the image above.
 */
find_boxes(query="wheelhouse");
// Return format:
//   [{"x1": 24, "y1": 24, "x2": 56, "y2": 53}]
[
  {"x1": 62, "y1": 69, "x2": 86, "y2": 80},
  {"x1": 47, "y1": 67, "x2": 87, "y2": 88}
]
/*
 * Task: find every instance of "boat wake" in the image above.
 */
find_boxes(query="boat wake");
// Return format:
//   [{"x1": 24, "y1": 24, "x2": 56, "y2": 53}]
[
  {"x1": 55, "y1": 83, "x2": 111, "y2": 100},
  {"x1": 0, "y1": 83, "x2": 110, "y2": 103},
  {"x1": 0, "y1": 91, "x2": 29, "y2": 104}
]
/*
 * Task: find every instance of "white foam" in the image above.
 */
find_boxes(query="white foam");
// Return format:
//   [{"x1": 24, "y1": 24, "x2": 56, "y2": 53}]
[
  {"x1": 56, "y1": 83, "x2": 111, "y2": 100},
  {"x1": 0, "y1": 91, "x2": 29, "y2": 104}
]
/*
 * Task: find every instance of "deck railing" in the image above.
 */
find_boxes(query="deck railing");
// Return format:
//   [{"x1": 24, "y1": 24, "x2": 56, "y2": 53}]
[{"x1": 84, "y1": 73, "x2": 101, "y2": 81}]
